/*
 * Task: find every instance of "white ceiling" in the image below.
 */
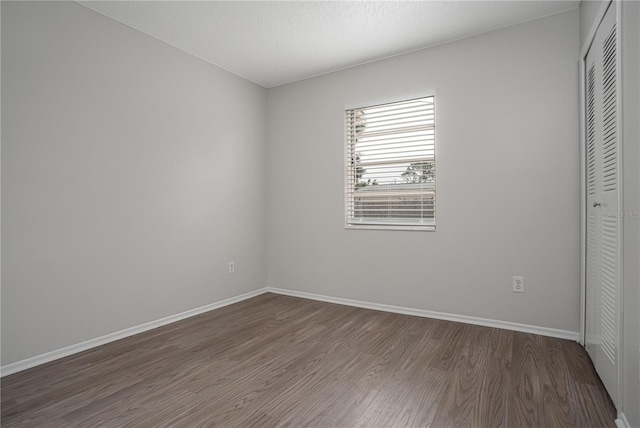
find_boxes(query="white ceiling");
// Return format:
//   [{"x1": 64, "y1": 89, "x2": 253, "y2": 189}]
[{"x1": 78, "y1": 1, "x2": 579, "y2": 88}]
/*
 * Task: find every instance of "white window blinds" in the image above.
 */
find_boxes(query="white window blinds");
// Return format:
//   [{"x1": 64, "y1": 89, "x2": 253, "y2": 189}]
[{"x1": 345, "y1": 96, "x2": 436, "y2": 230}]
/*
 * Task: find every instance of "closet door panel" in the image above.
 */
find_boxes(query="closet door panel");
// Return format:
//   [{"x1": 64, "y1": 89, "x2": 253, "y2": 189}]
[{"x1": 584, "y1": 2, "x2": 619, "y2": 406}]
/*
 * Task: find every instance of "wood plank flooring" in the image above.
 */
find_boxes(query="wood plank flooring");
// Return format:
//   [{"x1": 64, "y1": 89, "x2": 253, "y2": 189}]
[{"x1": 1, "y1": 293, "x2": 617, "y2": 427}]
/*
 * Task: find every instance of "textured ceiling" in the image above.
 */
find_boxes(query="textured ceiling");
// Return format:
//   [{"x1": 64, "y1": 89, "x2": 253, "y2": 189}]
[{"x1": 78, "y1": 1, "x2": 579, "y2": 88}]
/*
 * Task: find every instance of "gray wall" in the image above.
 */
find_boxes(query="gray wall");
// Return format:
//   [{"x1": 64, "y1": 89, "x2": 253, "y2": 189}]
[
  {"x1": 266, "y1": 10, "x2": 581, "y2": 332},
  {"x1": 1, "y1": 1, "x2": 267, "y2": 365},
  {"x1": 579, "y1": 1, "x2": 639, "y2": 424}
]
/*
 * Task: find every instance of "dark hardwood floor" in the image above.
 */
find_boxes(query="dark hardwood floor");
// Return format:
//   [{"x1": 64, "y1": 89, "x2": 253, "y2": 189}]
[{"x1": 1, "y1": 293, "x2": 617, "y2": 427}]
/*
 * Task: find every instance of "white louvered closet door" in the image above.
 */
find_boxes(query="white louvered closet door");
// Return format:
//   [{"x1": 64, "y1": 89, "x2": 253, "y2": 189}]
[{"x1": 585, "y1": 3, "x2": 620, "y2": 406}]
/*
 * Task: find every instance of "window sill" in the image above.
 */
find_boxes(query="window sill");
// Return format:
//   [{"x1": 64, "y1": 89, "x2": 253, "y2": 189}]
[{"x1": 345, "y1": 222, "x2": 436, "y2": 232}]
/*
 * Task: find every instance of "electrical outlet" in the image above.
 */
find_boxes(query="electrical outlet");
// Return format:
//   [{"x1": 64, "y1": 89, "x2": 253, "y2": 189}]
[
  {"x1": 228, "y1": 261, "x2": 235, "y2": 274},
  {"x1": 513, "y1": 276, "x2": 524, "y2": 293}
]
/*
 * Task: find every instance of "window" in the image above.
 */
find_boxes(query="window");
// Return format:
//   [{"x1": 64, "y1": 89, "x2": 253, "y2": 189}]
[{"x1": 345, "y1": 96, "x2": 436, "y2": 230}]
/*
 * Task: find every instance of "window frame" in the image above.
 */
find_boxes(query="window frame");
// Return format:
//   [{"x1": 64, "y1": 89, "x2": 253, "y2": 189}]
[{"x1": 344, "y1": 94, "x2": 437, "y2": 232}]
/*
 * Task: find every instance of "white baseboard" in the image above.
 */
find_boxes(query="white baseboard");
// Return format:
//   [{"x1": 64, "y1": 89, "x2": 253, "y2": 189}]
[
  {"x1": 267, "y1": 287, "x2": 580, "y2": 341},
  {"x1": 1, "y1": 288, "x2": 269, "y2": 377},
  {"x1": 615, "y1": 411, "x2": 631, "y2": 428},
  {"x1": 2, "y1": 286, "x2": 581, "y2": 377}
]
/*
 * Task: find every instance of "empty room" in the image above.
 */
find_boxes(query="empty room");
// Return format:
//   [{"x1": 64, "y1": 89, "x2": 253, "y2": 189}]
[{"x1": 2, "y1": 0, "x2": 639, "y2": 426}]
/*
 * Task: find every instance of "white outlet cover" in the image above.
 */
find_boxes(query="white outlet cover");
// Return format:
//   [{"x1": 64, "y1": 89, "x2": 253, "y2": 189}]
[{"x1": 512, "y1": 276, "x2": 525, "y2": 293}]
